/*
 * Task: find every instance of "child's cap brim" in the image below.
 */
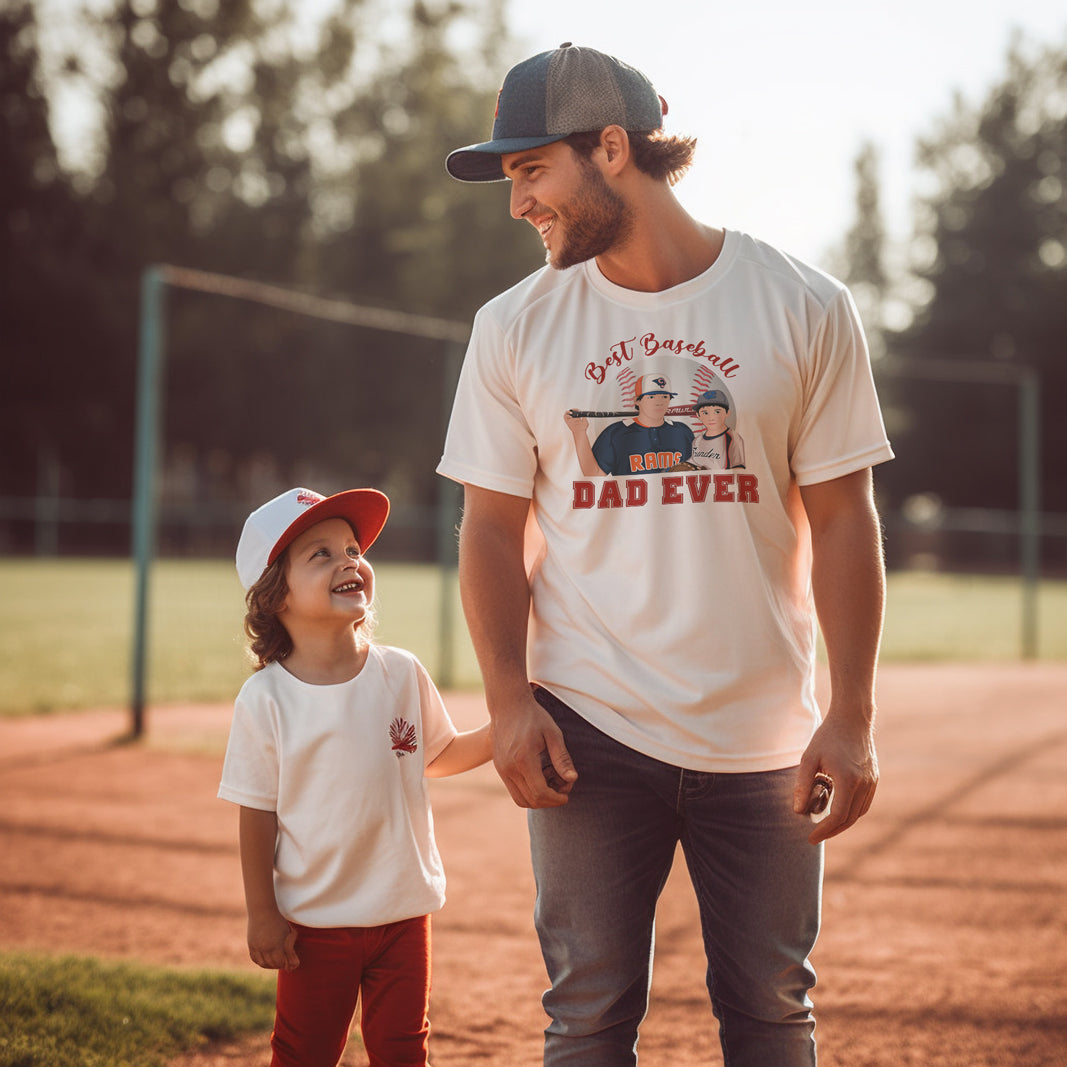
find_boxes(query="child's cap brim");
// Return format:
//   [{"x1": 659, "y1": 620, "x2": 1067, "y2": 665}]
[
  {"x1": 266, "y1": 489, "x2": 390, "y2": 568},
  {"x1": 237, "y1": 487, "x2": 391, "y2": 590}
]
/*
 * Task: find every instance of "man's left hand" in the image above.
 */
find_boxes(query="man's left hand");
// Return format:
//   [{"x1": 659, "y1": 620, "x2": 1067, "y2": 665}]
[{"x1": 793, "y1": 710, "x2": 878, "y2": 845}]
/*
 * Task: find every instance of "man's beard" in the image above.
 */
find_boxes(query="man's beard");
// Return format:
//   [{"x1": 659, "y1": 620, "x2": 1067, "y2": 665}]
[{"x1": 548, "y1": 159, "x2": 633, "y2": 271}]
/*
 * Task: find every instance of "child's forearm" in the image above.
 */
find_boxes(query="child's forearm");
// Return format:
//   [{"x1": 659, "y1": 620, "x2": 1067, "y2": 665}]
[
  {"x1": 238, "y1": 806, "x2": 282, "y2": 918},
  {"x1": 426, "y1": 723, "x2": 493, "y2": 777},
  {"x1": 238, "y1": 806, "x2": 300, "y2": 971}
]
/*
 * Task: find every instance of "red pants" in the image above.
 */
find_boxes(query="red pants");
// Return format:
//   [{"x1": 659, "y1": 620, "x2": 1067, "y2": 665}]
[{"x1": 270, "y1": 915, "x2": 432, "y2": 1067}]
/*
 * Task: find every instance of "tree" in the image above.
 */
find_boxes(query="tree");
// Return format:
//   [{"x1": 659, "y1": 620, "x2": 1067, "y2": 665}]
[
  {"x1": 881, "y1": 34, "x2": 1067, "y2": 520},
  {"x1": 841, "y1": 141, "x2": 888, "y2": 359},
  {"x1": 0, "y1": 0, "x2": 92, "y2": 504},
  {"x1": 2, "y1": 0, "x2": 537, "y2": 554},
  {"x1": 320, "y1": 0, "x2": 539, "y2": 320},
  {"x1": 292, "y1": 0, "x2": 541, "y2": 523}
]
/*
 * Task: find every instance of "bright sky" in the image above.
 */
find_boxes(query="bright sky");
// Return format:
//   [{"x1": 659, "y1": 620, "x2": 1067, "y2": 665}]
[{"x1": 502, "y1": 0, "x2": 1067, "y2": 269}]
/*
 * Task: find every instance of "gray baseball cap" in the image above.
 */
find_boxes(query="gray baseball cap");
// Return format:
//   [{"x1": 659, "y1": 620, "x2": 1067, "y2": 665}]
[
  {"x1": 446, "y1": 43, "x2": 666, "y2": 183},
  {"x1": 694, "y1": 389, "x2": 731, "y2": 412}
]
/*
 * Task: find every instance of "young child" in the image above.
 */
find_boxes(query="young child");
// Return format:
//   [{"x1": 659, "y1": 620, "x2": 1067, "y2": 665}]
[{"x1": 218, "y1": 486, "x2": 492, "y2": 1067}]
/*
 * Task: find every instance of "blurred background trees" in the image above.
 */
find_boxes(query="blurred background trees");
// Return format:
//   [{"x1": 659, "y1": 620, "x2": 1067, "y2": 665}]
[
  {"x1": 2, "y1": 1, "x2": 1065, "y2": 566},
  {"x1": 827, "y1": 34, "x2": 1066, "y2": 571},
  {"x1": 838, "y1": 140, "x2": 889, "y2": 360},
  {"x1": 876, "y1": 34, "x2": 1067, "y2": 530},
  {"x1": 1, "y1": 0, "x2": 540, "y2": 554}
]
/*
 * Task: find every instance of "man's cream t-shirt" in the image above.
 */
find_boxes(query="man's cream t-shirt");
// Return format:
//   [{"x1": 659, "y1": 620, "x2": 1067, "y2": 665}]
[{"x1": 438, "y1": 229, "x2": 893, "y2": 773}]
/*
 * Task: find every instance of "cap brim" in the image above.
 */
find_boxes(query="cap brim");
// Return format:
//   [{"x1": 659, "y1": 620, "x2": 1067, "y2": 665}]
[
  {"x1": 446, "y1": 134, "x2": 566, "y2": 182},
  {"x1": 267, "y1": 489, "x2": 390, "y2": 566}
]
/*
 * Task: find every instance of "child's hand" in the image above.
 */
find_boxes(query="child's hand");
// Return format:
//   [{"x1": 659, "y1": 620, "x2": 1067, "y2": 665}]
[{"x1": 247, "y1": 910, "x2": 300, "y2": 971}]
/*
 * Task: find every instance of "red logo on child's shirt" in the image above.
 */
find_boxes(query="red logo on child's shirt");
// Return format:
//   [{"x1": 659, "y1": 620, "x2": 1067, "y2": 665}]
[{"x1": 390, "y1": 717, "x2": 418, "y2": 756}]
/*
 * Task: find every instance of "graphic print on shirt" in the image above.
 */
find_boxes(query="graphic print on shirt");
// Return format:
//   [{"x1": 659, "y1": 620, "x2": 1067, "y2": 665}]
[
  {"x1": 564, "y1": 357, "x2": 745, "y2": 477},
  {"x1": 687, "y1": 385, "x2": 746, "y2": 471},
  {"x1": 390, "y1": 717, "x2": 418, "y2": 757}
]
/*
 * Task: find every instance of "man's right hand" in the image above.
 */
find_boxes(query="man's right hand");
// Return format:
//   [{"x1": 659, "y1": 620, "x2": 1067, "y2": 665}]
[{"x1": 490, "y1": 689, "x2": 577, "y2": 808}]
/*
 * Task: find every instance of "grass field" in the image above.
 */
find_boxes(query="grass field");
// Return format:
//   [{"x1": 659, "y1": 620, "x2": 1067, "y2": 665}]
[
  {"x1": 1, "y1": 558, "x2": 1065, "y2": 716},
  {"x1": 0, "y1": 952, "x2": 274, "y2": 1067},
  {"x1": 0, "y1": 558, "x2": 478, "y2": 716}
]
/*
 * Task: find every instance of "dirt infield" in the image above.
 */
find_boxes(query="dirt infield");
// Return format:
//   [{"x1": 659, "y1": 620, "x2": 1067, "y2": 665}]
[{"x1": 2, "y1": 663, "x2": 1066, "y2": 1066}]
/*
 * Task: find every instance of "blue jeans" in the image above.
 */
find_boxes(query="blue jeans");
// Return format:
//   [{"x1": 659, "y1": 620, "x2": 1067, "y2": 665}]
[{"x1": 528, "y1": 689, "x2": 822, "y2": 1067}]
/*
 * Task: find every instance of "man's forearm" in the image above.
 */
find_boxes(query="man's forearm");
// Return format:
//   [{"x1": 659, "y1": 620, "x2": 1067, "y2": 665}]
[
  {"x1": 801, "y1": 470, "x2": 884, "y2": 711},
  {"x1": 797, "y1": 470, "x2": 884, "y2": 840},
  {"x1": 457, "y1": 489, "x2": 534, "y2": 709},
  {"x1": 457, "y1": 486, "x2": 578, "y2": 808},
  {"x1": 815, "y1": 543, "x2": 883, "y2": 717}
]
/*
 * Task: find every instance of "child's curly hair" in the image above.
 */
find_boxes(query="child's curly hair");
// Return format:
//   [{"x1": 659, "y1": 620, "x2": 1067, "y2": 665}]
[
  {"x1": 244, "y1": 555, "x2": 293, "y2": 669},
  {"x1": 243, "y1": 549, "x2": 378, "y2": 670}
]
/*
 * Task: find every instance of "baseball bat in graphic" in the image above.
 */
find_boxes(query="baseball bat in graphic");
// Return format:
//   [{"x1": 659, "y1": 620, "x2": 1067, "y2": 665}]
[{"x1": 566, "y1": 407, "x2": 694, "y2": 418}]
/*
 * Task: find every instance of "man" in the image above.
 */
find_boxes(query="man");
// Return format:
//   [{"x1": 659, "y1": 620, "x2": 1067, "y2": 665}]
[
  {"x1": 437, "y1": 42, "x2": 892, "y2": 1067},
  {"x1": 566, "y1": 374, "x2": 694, "y2": 476}
]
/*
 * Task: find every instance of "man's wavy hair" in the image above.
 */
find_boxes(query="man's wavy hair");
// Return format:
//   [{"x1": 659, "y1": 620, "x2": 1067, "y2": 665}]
[
  {"x1": 243, "y1": 549, "x2": 376, "y2": 670},
  {"x1": 564, "y1": 128, "x2": 697, "y2": 186}
]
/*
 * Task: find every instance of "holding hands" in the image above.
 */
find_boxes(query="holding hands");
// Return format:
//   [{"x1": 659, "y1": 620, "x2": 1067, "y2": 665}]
[{"x1": 491, "y1": 689, "x2": 577, "y2": 809}]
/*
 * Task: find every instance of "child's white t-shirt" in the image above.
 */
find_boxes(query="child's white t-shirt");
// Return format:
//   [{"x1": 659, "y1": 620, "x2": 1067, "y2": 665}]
[
  {"x1": 218, "y1": 644, "x2": 457, "y2": 928},
  {"x1": 437, "y1": 229, "x2": 894, "y2": 773}
]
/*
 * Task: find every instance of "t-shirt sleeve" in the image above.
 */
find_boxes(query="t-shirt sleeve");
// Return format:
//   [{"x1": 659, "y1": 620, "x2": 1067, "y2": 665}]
[
  {"x1": 414, "y1": 657, "x2": 458, "y2": 766},
  {"x1": 436, "y1": 305, "x2": 539, "y2": 497},
  {"x1": 790, "y1": 286, "x2": 894, "y2": 485},
  {"x1": 217, "y1": 682, "x2": 279, "y2": 810}
]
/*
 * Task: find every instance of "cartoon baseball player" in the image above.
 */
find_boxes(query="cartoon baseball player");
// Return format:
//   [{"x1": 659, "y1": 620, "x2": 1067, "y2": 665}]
[
  {"x1": 564, "y1": 374, "x2": 695, "y2": 476},
  {"x1": 684, "y1": 389, "x2": 745, "y2": 470}
]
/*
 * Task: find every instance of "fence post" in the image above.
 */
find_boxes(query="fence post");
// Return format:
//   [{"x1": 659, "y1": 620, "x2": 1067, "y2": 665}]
[
  {"x1": 125, "y1": 264, "x2": 470, "y2": 708},
  {"x1": 34, "y1": 445, "x2": 60, "y2": 556},
  {"x1": 879, "y1": 356, "x2": 1043, "y2": 659},
  {"x1": 1018, "y1": 367, "x2": 1041, "y2": 660},
  {"x1": 435, "y1": 340, "x2": 466, "y2": 688},
  {"x1": 130, "y1": 266, "x2": 167, "y2": 738}
]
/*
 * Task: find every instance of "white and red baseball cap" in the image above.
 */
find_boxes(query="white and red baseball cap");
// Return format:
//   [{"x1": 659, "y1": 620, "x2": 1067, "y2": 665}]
[
  {"x1": 633, "y1": 374, "x2": 676, "y2": 399},
  {"x1": 236, "y1": 487, "x2": 390, "y2": 590}
]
